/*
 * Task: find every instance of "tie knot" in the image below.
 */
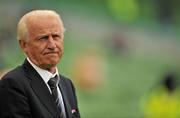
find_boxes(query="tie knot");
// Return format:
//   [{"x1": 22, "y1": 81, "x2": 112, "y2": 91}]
[{"x1": 48, "y1": 75, "x2": 58, "y2": 90}]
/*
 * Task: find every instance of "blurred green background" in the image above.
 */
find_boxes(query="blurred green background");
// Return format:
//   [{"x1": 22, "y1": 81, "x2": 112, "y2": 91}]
[{"x1": 0, "y1": 0, "x2": 180, "y2": 118}]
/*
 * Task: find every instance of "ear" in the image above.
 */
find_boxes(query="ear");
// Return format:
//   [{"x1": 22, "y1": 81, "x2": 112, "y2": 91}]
[{"x1": 19, "y1": 40, "x2": 28, "y2": 53}]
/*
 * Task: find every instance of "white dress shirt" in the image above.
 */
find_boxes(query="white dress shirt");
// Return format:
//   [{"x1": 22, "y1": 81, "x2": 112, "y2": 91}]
[{"x1": 27, "y1": 58, "x2": 66, "y2": 117}]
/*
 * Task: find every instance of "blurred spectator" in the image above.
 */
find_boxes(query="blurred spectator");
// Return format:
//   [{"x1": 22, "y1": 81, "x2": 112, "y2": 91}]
[
  {"x1": 71, "y1": 47, "x2": 107, "y2": 92},
  {"x1": 154, "y1": 0, "x2": 173, "y2": 25},
  {"x1": 141, "y1": 72, "x2": 180, "y2": 118},
  {"x1": 106, "y1": 29, "x2": 129, "y2": 57}
]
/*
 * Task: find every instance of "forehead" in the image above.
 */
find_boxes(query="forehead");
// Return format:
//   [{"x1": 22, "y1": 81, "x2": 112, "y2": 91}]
[{"x1": 27, "y1": 15, "x2": 63, "y2": 35}]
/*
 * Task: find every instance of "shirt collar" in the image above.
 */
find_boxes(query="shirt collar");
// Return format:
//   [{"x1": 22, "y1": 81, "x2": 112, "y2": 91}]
[{"x1": 27, "y1": 57, "x2": 59, "y2": 84}]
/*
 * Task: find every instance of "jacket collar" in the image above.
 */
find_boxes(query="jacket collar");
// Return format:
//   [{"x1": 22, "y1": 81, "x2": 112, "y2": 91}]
[
  {"x1": 58, "y1": 76, "x2": 72, "y2": 118},
  {"x1": 22, "y1": 59, "x2": 62, "y2": 118}
]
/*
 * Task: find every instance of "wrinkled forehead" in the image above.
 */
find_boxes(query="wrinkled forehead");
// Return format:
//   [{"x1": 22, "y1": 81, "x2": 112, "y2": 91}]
[{"x1": 27, "y1": 14, "x2": 64, "y2": 33}]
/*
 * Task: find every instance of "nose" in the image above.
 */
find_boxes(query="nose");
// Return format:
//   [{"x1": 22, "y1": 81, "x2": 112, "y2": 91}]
[{"x1": 47, "y1": 36, "x2": 56, "y2": 50}]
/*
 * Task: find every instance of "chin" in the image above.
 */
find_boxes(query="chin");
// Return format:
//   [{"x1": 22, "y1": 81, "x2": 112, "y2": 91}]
[
  {"x1": 43, "y1": 63, "x2": 57, "y2": 70},
  {"x1": 48, "y1": 60, "x2": 59, "y2": 66}
]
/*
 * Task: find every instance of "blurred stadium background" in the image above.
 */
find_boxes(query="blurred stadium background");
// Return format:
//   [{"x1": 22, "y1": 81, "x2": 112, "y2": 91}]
[{"x1": 0, "y1": 0, "x2": 180, "y2": 118}]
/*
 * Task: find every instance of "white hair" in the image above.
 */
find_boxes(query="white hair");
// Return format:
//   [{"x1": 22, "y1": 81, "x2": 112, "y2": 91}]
[{"x1": 17, "y1": 10, "x2": 65, "y2": 41}]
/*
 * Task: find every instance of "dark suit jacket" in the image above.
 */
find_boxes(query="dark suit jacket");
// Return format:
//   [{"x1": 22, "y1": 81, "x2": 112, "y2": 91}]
[{"x1": 0, "y1": 59, "x2": 80, "y2": 118}]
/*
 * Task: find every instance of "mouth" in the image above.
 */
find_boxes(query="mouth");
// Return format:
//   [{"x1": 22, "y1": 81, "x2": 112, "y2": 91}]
[{"x1": 43, "y1": 52, "x2": 58, "y2": 55}]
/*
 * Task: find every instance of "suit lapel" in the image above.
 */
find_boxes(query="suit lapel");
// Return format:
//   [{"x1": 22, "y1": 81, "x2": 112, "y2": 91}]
[
  {"x1": 22, "y1": 60, "x2": 60, "y2": 117},
  {"x1": 58, "y1": 78, "x2": 72, "y2": 118}
]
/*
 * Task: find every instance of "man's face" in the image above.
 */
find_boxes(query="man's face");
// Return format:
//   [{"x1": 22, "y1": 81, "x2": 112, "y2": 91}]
[{"x1": 22, "y1": 15, "x2": 64, "y2": 70}]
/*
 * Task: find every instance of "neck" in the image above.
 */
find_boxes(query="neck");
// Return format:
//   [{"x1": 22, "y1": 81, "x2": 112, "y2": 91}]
[
  {"x1": 47, "y1": 67, "x2": 56, "y2": 74},
  {"x1": 27, "y1": 58, "x2": 57, "y2": 74}
]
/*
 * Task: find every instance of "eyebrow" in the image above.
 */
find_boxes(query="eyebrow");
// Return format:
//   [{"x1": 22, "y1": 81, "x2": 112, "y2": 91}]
[
  {"x1": 51, "y1": 32, "x2": 61, "y2": 35},
  {"x1": 36, "y1": 32, "x2": 62, "y2": 38}
]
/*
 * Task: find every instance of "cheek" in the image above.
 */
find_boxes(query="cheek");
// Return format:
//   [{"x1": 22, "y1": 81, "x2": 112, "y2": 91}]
[
  {"x1": 57, "y1": 42, "x2": 64, "y2": 51},
  {"x1": 29, "y1": 49, "x2": 40, "y2": 59},
  {"x1": 27, "y1": 44, "x2": 43, "y2": 57}
]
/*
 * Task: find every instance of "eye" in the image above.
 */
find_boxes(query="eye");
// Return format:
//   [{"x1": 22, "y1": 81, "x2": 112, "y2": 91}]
[
  {"x1": 39, "y1": 36, "x2": 49, "y2": 40},
  {"x1": 52, "y1": 34, "x2": 62, "y2": 40}
]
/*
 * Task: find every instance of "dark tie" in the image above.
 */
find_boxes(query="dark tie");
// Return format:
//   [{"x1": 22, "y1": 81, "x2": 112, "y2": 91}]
[{"x1": 48, "y1": 75, "x2": 65, "y2": 118}]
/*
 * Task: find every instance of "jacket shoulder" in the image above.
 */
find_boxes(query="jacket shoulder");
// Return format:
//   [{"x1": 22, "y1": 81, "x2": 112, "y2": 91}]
[
  {"x1": 1, "y1": 65, "x2": 25, "y2": 80},
  {"x1": 0, "y1": 65, "x2": 28, "y2": 88}
]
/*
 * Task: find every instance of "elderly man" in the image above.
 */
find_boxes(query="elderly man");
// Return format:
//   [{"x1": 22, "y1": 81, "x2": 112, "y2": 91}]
[{"x1": 0, "y1": 10, "x2": 80, "y2": 118}]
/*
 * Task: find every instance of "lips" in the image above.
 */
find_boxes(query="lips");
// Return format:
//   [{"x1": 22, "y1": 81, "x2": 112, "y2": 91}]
[{"x1": 43, "y1": 52, "x2": 58, "y2": 55}]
